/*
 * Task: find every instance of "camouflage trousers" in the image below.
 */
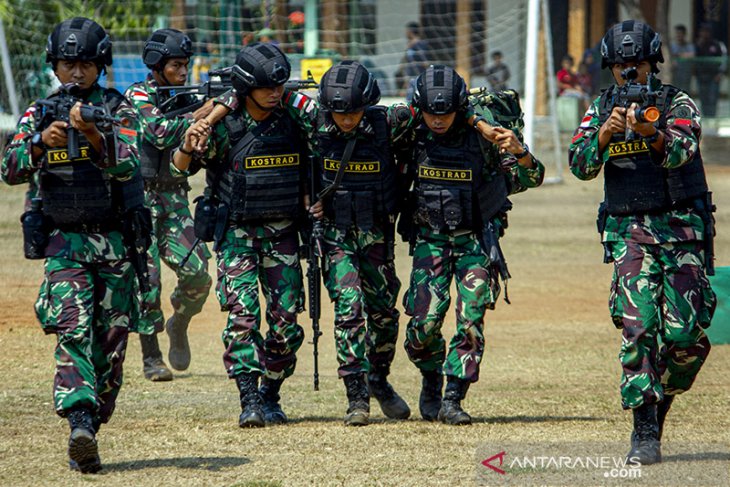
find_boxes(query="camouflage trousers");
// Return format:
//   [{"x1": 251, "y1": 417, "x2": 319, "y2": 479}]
[
  {"x1": 216, "y1": 227, "x2": 304, "y2": 380},
  {"x1": 403, "y1": 229, "x2": 500, "y2": 382},
  {"x1": 34, "y1": 256, "x2": 137, "y2": 423},
  {"x1": 609, "y1": 239, "x2": 715, "y2": 409},
  {"x1": 322, "y1": 224, "x2": 401, "y2": 377},
  {"x1": 140, "y1": 187, "x2": 212, "y2": 334}
]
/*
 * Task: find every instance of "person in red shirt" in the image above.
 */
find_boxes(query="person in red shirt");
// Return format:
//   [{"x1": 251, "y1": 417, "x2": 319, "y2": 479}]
[{"x1": 557, "y1": 55, "x2": 590, "y2": 110}]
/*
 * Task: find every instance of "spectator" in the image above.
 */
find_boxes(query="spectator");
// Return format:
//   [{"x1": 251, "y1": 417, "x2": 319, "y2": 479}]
[
  {"x1": 395, "y1": 21, "x2": 429, "y2": 100},
  {"x1": 577, "y1": 60, "x2": 592, "y2": 95},
  {"x1": 670, "y1": 24, "x2": 695, "y2": 91},
  {"x1": 485, "y1": 50, "x2": 511, "y2": 91},
  {"x1": 557, "y1": 55, "x2": 590, "y2": 110},
  {"x1": 582, "y1": 48, "x2": 601, "y2": 97},
  {"x1": 694, "y1": 22, "x2": 726, "y2": 117}
]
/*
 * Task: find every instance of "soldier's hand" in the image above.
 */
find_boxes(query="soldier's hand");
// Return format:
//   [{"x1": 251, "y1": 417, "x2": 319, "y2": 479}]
[
  {"x1": 308, "y1": 199, "x2": 324, "y2": 220},
  {"x1": 626, "y1": 102, "x2": 657, "y2": 137},
  {"x1": 186, "y1": 119, "x2": 211, "y2": 152},
  {"x1": 475, "y1": 119, "x2": 499, "y2": 143},
  {"x1": 493, "y1": 126, "x2": 523, "y2": 155},
  {"x1": 69, "y1": 101, "x2": 99, "y2": 136},
  {"x1": 41, "y1": 121, "x2": 69, "y2": 148},
  {"x1": 599, "y1": 107, "x2": 626, "y2": 137},
  {"x1": 192, "y1": 98, "x2": 215, "y2": 121}
]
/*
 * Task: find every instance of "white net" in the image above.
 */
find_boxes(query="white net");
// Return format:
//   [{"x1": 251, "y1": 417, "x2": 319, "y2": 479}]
[{"x1": 0, "y1": 0, "x2": 563, "y2": 179}]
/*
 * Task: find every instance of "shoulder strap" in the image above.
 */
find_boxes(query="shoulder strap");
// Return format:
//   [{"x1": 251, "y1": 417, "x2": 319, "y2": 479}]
[{"x1": 317, "y1": 137, "x2": 357, "y2": 201}]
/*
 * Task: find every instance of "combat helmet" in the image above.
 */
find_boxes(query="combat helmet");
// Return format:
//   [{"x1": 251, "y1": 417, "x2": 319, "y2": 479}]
[
  {"x1": 46, "y1": 17, "x2": 112, "y2": 69},
  {"x1": 413, "y1": 65, "x2": 468, "y2": 114},
  {"x1": 143, "y1": 29, "x2": 193, "y2": 70},
  {"x1": 319, "y1": 61, "x2": 381, "y2": 113},
  {"x1": 230, "y1": 43, "x2": 291, "y2": 95},
  {"x1": 600, "y1": 20, "x2": 664, "y2": 71}
]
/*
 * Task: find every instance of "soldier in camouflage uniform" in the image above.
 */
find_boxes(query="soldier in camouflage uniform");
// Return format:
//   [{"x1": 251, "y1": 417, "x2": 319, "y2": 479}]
[
  {"x1": 281, "y1": 61, "x2": 420, "y2": 425},
  {"x1": 400, "y1": 65, "x2": 544, "y2": 425},
  {"x1": 124, "y1": 29, "x2": 213, "y2": 382},
  {"x1": 569, "y1": 21, "x2": 716, "y2": 465},
  {"x1": 175, "y1": 43, "x2": 307, "y2": 428},
  {"x1": 1, "y1": 18, "x2": 143, "y2": 473}
]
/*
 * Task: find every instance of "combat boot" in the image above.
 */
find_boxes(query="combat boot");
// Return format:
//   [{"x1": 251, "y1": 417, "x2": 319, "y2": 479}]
[
  {"x1": 657, "y1": 395, "x2": 675, "y2": 441},
  {"x1": 343, "y1": 373, "x2": 370, "y2": 426},
  {"x1": 626, "y1": 403, "x2": 661, "y2": 465},
  {"x1": 368, "y1": 365, "x2": 411, "y2": 419},
  {"x1": 260, "y1": 377, "x2": 287, "y2": 425},
  {"x1": 166, "y1": 313, "x2": 192, "y2": 371},
  {"x1": 67, "y1": 409, "x2": 102, "y2": 474},
  {"x1": 438, "y1": 376, "x2": 472, "y2": 425},
  {"x1": 140, "y1": 333, "x2": 173, "y2": 381},
  {"x1": 236, "y1": 373, "x2": 265, "y2": 428},
  {"x1": 419, "y1": 369, "x2": 444, "y2": 421}
]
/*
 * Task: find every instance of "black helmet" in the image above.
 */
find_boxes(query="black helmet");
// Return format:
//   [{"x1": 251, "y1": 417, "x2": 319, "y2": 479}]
[
  {"x1": 319, "y1": 61, "x2": 381, "y2": 113},
  {"x1": 600, "y1": 20, "x2": 664, "y2": 70},
  {"x1": 230, "y1": 43, "x2": 291, "y2": 95},
  {"x1": 46, "y1": 17, "x2": 112, "y2": 67},
  {"x1": 143, "y1": 29, "x2": 193, "y2": 69},
  {"x1": 413, "y1": 65, "x2": 468, "y2": 115}
]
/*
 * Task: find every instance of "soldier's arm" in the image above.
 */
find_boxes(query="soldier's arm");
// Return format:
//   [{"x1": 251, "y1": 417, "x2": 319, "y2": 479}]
[
  {"x1": 125, "y1": 81, "x2": 191, "y2": 150},
  {"x1": 97, "y1": 99, "x2": 140, "y2": 179},
  {"x1": 656, "y1": 92, "x2": 702, "y2": 169},
  {"x1": 386, "y1": 103, "x2": 421, "y2": 145},
  {"x1": 282, "y1": 89, "x2": 319, "y2": 142},
  {"x1": 1, "y1": 104, "x2": 42, "y2": 185},
  {"x1": 568, "y1": 97, "x2": 607, "y2": 181}
]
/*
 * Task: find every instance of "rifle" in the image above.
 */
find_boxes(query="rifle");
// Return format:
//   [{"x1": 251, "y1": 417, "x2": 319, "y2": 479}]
[
  {"x1": 614, "y1": 68, "x2": 661, "y2": 140},
  {"x1": 37, "y1": 83, "x2": 124, "y2": 160},
  {"x1": 156, "y1": 67, "x2": 234, "y2": 118},
  {"x1": 123, "y1": 206, "x2": 153, "y2": 293},
  {"x1": 284, "y1": 70, "x2": 318, "y2": 91},
  {"x1": 695, "y1": 192, "x2": 716, "y2": 276}
]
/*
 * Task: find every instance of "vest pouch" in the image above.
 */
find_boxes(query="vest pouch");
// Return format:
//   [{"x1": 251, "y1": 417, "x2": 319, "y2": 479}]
[
  {"x1": 332, "y1": 190, "x2": 353, "y2": 231},
  {"x1": 353, "y1": 191, "x2": 375, "y2": 232},
  {"x1": 194, "y1": 194, "x2": 218, "y2": 242},
  {"x1": 21, "y1": 198, "x2": 48, "y2": 259},
  {"x1": 441, "y1": 189, "x2": 463, "y2": 230}
]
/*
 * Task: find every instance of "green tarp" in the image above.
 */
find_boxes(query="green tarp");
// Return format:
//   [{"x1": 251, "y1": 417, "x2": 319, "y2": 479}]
[{"x1": 707, "y1": 267, "x2": 730, "y2": 345}]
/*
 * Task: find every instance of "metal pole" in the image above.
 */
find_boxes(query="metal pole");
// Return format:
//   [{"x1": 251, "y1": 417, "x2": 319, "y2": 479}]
[
  {"x1": 304, "y1": 0, "x2": 318, "y2": 57},
  {"x1": 542, "y1": 0, "x2": 563, "y2": 183},
  {"x1": 523, "y1": 0, "x2": 539, "y2": 150},
  {"x1": 0, "y1": 18, "x2": 20, "y2": 119}
]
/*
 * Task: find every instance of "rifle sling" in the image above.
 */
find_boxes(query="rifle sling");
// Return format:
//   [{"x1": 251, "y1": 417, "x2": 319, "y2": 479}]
[{"x1": 317, "y1": 137, "x2": 357, "y2": 201}]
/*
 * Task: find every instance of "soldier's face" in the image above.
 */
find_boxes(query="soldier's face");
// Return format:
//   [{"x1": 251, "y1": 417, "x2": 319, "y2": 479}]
[
  {"x1": 331, "y1": 111, "x2": 364, "y2": 133},
  {"x1": 162, "y1": 58, "x2": 189, "y2": 86},
  {"x1": 54, "y1": 60, "x2": 99, "y2": 90},
  {"x1": 423, "y1": 112, "x2": 456, "y2": 135},
  {"x1": 611, "y1": 60, "x2": 651, "y2": 86},
  {"x1": 248, "y1": 85, "x2": 285, "y2": 110}
]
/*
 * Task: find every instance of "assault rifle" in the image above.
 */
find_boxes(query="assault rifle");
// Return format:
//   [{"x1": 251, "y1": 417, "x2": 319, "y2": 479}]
[
  {"x1": 37, "y1": 83, "x2": 123, "y2": 160},
  {"x1": 614, "y1": 68, "x2": 661, "y2": 139}
]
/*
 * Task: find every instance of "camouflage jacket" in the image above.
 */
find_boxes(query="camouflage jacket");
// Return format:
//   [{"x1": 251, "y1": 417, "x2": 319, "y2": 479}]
[
  {"x1": 568, "y1": 81, "x2": 705, "y2": 244},
  {"x1": 1, "y1": 84, "x2": 140, "y2": 262}
]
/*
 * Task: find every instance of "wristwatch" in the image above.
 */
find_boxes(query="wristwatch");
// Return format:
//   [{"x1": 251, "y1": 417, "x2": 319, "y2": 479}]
[
  {"x1": 30, "y1": 132, "x2": 45, "y2": 151},
  {"x1": 514, "y1": 144, "x2": 530, "y2": 159},
  {"x1": 644, "y1": 130, "x2": 661, "y2": 144},
  {"x1": 472, "y1": 115, "x2": 487, "y2": 128}
]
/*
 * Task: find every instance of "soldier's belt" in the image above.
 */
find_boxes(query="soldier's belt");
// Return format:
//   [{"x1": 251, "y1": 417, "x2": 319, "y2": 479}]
[
  {"x1": 144, "y1": 179, "x2": 190, "y2": 192},
  {"x1": 56, "y1": 221, "x2": 123, "y2": 233}
]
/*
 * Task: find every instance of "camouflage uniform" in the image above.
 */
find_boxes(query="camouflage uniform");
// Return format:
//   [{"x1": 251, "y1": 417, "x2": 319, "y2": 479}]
[
  {"x1": 569, "y1": 81, "x2": 715, "y2": 409},
  {"x1": 282, "y1": 91, "x2": 420, "y2": 377},
  {"x1": 1, "y1": 84, "x2": 141, "y2": 425},
  {"x1": 402, "y1": 113, "x2": 545, "y2": 382},
  {"x1": 186, "y1": 91, "x2": 306, "y2": 382},
  {"x1": 125, "y1": 75, "x2": 211, "y2": 335}
]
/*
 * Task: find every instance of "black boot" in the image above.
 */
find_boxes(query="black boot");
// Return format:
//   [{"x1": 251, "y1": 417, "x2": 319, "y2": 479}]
[
  {"x1": 343, "y1": 373, "x2": 370, "y2": 426},
  {"x1": 627, "y1": 404, "x2": 661, "y2": 465},
  {"x1": 368, "y1": 365, "x2": 411, "y2": 420},
  {"x1": 438, "y1": 376, "x2": 472, "y2": 425},
  {"x1": 657, "y1": 395, "x2": 675, "y2": 441},
  {"x1": 140, "y1": 333, "x2": 173, "y2": 381},
  {"x1": 419, "y1": 370, "x2": 443, "y2": 421},
  {"x1": 67, "y1": 409, "x2": 102, "y2": 474},
  {"x1": 260, "y1": 377, "x2": 287, "y2": 424},
  {"x1": 166, "y1": 313, "x2": 192, "y2": 371},
  {"x1": 236, "y1": 373, "x2": 265, "y2": 428}
]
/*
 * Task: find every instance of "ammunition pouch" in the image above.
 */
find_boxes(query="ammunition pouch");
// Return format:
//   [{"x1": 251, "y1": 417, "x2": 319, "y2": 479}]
[{"x1": 21, "y1": 202, "x2": 49, "y2": 260}]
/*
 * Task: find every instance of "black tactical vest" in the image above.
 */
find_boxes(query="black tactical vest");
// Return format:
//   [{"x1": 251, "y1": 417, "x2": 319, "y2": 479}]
[
  {"x1": 412, "y1": 123, "x2": 509, "y2": 232},
  {"x1": 599, "y1": 85, "x2": 708, "y2": 215},
  {"x1": 38, "y1": 88, "x2": 144, "y2": 229},
  {"x1": 317, "y1": 107, "x2": 396, "y2": 231},
  {"x1": 139, "y1": 90, "x2": 197, "y2": 185},
  {"x1": 217, "y1": 109, "x2": 304, "y2": 222}
]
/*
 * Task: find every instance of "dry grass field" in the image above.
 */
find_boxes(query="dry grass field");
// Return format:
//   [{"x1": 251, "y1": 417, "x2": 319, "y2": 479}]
[{"x1": 0, "y1": 157, "x2": 728, "y2": 486}]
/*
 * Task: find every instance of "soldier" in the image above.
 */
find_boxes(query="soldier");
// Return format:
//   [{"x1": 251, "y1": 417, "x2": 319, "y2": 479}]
[
  {"x1": 124, "y1": 29, "x2": 213, "y2": 382},
  {"x1": 1, "y1": 18, "x2": 143, "y2": 472},
  {"x1": 400, "y1": 65, "x2": 544, "y2": 425},
  {"x1": 285, "y1": 61, "x2": 417, "y2": 425},
  {"x1": 174, "y1": 43, "x2": 306, "y2": 427},
  {"x1": 569, "y1": 20, "x2": 715, "y2": 464}
]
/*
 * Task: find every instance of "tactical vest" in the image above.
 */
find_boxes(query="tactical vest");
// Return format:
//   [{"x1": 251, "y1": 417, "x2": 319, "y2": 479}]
[
  {"x1": 217, "y1": 109, "x2": 304, "y2": 222},
  {"x1": 139, "y1": 90, "x2": 197, "y2": 185},
  {"x1": 38, "y1": 89, "x2": 144, "y2": 229},
  {"x1": 317, "y1": 107, "x2": 396, "y2": 231},
  {"x1": 412, "y1": 123, "x2": 509, "y2": 232},
  {"x1": 599, "y1": 84, "x2": 708, "y2": 215}
]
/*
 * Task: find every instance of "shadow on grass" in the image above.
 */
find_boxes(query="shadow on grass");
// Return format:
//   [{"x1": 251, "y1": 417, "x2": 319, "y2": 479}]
[
  {"x1": 662, "y1": 451, "x2": 730, "y2": 463},
  {"x1": 103, "y1": 455, "x2": 250, "y2": 472},
  {"x1": 472, "y1": 415, "x2": 603, "y2": 424}
]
